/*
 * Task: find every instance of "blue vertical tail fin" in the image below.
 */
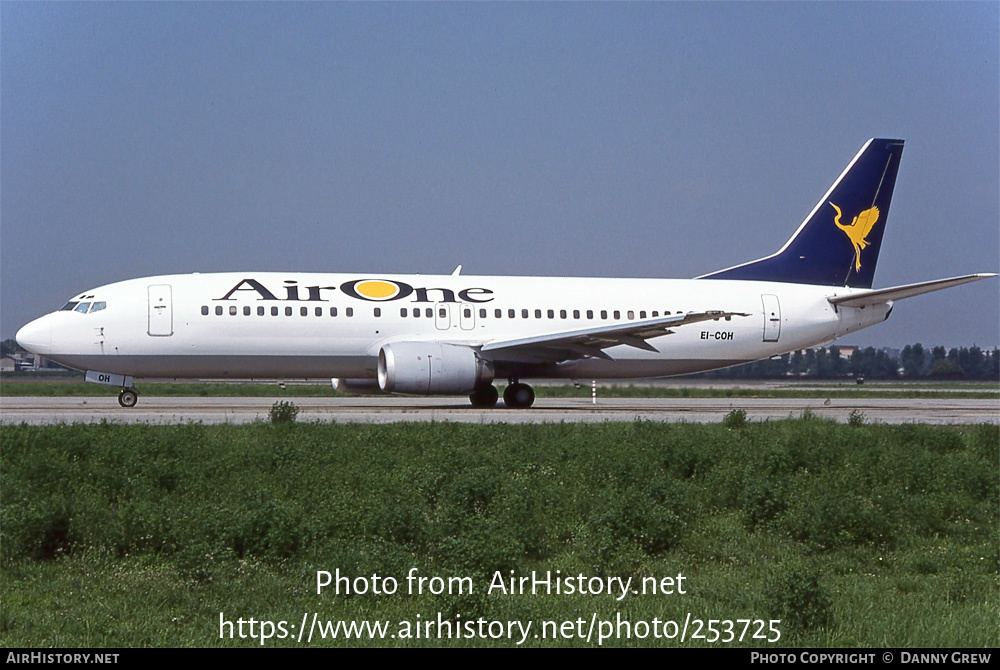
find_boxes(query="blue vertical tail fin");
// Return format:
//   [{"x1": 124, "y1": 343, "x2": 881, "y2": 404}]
[{"x1": 701, "y1": 138, "x2": 904, "y2": 288}]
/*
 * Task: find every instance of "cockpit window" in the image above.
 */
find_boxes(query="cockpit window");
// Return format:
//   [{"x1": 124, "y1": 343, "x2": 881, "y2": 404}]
[{"x1": 60, "y1": 300, "x2": 107, "y2": 314}]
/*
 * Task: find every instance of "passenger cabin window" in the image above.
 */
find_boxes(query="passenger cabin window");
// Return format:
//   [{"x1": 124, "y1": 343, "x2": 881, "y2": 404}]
[
  {"x1": 374, "y1": 308, "x2": 381, "y2": 317},
  {"x1": 600, "y1": 310, "x2": 607, "y2": 319},
  {"x1": 258, "y1": 307, "x2": 266, "y2": 316},
  {"x1": 216, "y1": 306, "x2": 223, "y2": 316},
  {"x1": 508, "y1": 309, "x2": 515, "y2": 318},
  {"x1": 346, "y1": 308, "x2": 354, "y2": 317},
  {"x1": 300, "y1": 307, "x2": 308, "y2": 316},
  {"x1": 479, "y1": 308, "x2": 486, "y2": 318},
  {"x1": 202, "y1": 306, "x2": 209, "y2": 315},
  {"x1": 495, "y1": 309, "x2": 502, "y2": 318},
  {"x1": 547, "y1": 309, "x2": 554, "y2": 319},
  {"x1": 401, "y1": 308, "x2": 408, "y2": 317},
  {"x1": 285, "y1": 307, "x2": 293, "y2": 316},
  {"x1": 573, "y1": 310, "x2": 580, "y2": 319},
  {"x1": 244, "y1": 306, "x2": 251, "y2": 316},
  {"x1": 534, "y1": 309, "x2": 541, "y2": 319},
  {"x1": 272, "y1": 307, "x2": 279, "y2": 316},
  {"x1": 587, "y1": 310, "x2": 594, "y2": 319},
  {"x1": 230, "y1": 306, "x2": 237, "y2": 316},
  {"x1": 330, "y1": 307, "x2": 337, "y2": 317},
  {"x1": 521, "y1": 309, "x2": 528, "y2": 319},
  {"x1": 316, "y1": 307, "x2": 323, "y2": 316}
]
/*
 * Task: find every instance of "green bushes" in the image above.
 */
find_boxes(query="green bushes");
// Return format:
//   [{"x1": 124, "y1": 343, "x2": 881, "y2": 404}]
[
  {"x1": 1, "y1": 420, "x2": 996, "y2": 646},
  {"x1": 268, "y1": 400, "x2": 299, "y2": 423},
  {"x1": 765, "y1": 565, "x2": 832, "y2": 634},
  {"x1": 723, "y1": 408, "x2": 748, "y2": 429},
  {"x1": 3, "y1": 421, "x2": 995, "y2": 568},
  {"x1": 848, "y1": 409, "x2": 866, "y2": 426}
]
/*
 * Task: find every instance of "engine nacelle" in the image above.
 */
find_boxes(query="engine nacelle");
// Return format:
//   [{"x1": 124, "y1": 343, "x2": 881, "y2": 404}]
[
  {"x1": 378, "y1": 342, "x2": 494, "y2": 394},
  {"x1": 331, "y1": 378, "x2": 384, "y2": 395}
]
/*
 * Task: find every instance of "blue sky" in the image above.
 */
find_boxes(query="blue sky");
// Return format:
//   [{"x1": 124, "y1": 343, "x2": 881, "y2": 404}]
[{"x1": 2, "y1": 2, "x2": 997, "y2": 348}]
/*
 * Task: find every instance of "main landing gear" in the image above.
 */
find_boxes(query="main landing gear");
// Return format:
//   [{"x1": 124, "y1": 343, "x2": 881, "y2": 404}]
[
  {"x1": 469, "y1": 385, "x2": 499, "y2": 409},
  {"x1": 468, "y1": 380, "x2": 536, "y2": 409},
  {"x1": 502, "y1": 380, "x2": 535, "y2": 409},
  {"x1": 118, "y1": 387, "x2": 139, "y2": 408}
]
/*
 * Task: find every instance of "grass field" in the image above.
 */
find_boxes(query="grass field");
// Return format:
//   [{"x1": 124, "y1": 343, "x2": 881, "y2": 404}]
[{"x1": 2, "y1": 419, "x2": 996, "y2": 647}]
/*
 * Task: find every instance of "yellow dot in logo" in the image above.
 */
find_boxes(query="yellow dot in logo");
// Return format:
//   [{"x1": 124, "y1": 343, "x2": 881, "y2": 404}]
[{"x1": 356, "y1": 280, "x2": 400, "y2": 300}]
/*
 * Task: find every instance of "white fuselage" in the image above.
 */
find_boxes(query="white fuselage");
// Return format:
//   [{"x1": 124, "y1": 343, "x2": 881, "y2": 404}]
[{"x1": 17, "y1": 272, "x2": 890, "y2": 382}]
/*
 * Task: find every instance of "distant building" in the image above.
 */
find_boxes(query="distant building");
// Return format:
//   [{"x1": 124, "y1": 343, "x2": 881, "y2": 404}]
[
  {"x1": 791, "y1": 345, "x2": 856, "y2": 360},
  {"x1": 836, "y1": 345, "x2": 858, "y2": 360},
  {"x1": 2, "y1": 352, "x2": 70, "y2": 372}
]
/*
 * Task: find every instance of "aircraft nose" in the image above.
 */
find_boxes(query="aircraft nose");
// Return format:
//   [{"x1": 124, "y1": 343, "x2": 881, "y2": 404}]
[{"x1": 16, "y1": 316, "x2": 52, "y2": 356}]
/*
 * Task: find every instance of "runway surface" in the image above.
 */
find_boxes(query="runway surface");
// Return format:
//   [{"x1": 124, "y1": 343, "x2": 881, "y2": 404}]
[{"x1": 2, "y1": 395, "x2": 998, "y2": 425}]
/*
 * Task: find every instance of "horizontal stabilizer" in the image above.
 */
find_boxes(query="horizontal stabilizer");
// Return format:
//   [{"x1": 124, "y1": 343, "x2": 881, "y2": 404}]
[{"x1": 827, "y1": 273, "x2": 996, "y2": 308}]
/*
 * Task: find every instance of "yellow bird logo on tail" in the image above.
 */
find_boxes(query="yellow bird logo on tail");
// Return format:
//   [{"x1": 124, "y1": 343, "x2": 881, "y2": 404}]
[{"x1": 830, "y1": 202, "x2": 880, "y2": 271}]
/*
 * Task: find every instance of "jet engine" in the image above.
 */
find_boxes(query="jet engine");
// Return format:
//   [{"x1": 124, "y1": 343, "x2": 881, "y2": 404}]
[{"x1": 377, "y1": 342, "x2": 494, "y2": 394}]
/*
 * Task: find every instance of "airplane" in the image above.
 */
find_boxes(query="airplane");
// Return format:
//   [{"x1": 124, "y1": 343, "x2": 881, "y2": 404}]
[{"x1": 15, "y1": 138, "x2": 996, "y2": 409}]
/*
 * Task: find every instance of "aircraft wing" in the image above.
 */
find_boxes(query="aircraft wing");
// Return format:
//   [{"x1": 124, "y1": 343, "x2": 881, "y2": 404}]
[
  {"x1": 827, "y1": 273, "x2": 996, "y2": 308},
  {"x1": 480, "y1": 311, "x2": 749, "y2": 363}
]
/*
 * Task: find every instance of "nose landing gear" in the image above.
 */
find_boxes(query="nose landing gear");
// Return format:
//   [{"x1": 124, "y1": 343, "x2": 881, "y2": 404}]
[{"x1": 118, "y1": 388, "x2": 139, "y2": 408}]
